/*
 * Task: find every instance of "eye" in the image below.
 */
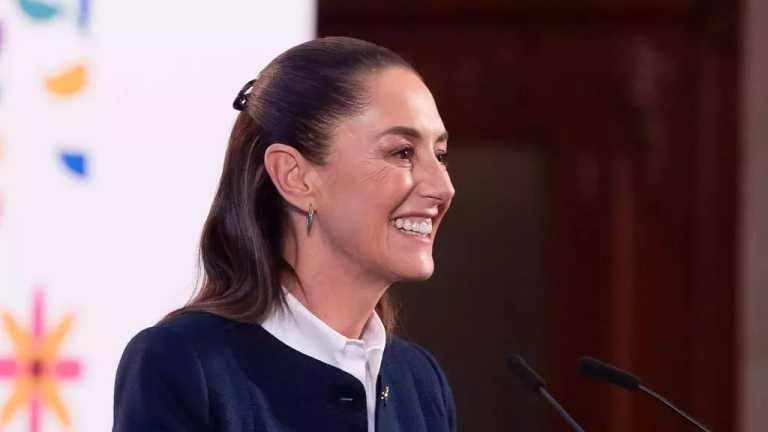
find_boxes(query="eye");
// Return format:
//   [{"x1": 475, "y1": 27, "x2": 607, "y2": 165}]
[
  {"x1": 436, "y1": 151, "x2": 448, "y2": 166},
  {"x1": 394, "y1": 147, "x2": 415, "y2": 160}
]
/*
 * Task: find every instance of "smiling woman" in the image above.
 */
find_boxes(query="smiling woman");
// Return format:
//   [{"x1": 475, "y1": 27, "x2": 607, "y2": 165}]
[{"x1": 112, "y1": 37, "x2": 456, "y2": 432}]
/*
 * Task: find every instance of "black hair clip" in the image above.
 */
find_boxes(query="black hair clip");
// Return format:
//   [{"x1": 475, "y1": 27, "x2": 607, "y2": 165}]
[{"x1": 232, "y1": 78, "x2": 257, "y2": 111}]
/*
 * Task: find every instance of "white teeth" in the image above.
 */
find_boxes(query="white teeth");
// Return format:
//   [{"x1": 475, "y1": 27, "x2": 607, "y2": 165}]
[{"x1": 392, "y1": 217, "x2": 433, "y2": 235}]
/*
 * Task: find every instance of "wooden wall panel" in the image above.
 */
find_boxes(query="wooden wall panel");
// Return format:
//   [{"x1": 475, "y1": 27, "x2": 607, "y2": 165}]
[{"x1": 318, "y1": 1, "x2": 740, "y2": 430}]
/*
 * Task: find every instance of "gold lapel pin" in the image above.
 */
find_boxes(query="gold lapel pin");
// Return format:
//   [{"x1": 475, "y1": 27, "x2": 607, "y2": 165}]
[{"x1": 380, "y1": 385, "x2": 390, "y2": 406}]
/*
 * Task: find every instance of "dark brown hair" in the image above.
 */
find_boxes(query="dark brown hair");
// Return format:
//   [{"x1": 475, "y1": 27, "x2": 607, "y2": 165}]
[{"x1": 165, "y1": 37, "x2": 416, "y2": 333}]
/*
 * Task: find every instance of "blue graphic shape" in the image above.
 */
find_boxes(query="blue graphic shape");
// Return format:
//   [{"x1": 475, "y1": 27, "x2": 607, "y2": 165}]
[
  {"x1": 18, "y1": 0, "x2": 61, "y2": 21},
  {"x1": 59, "y1": 151, "x2": 88, "y2": 178},
  {"x1": 77, "y1": 0, "x2": 89, "y2": 29}
]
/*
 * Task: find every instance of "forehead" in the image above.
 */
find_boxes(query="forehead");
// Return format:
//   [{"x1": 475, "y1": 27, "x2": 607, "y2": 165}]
[{"x1": 342, "y1": 67, "x2": 446, "y2": 140}]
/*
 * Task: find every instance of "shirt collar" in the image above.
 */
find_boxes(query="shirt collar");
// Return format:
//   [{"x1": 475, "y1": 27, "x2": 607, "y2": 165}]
[{"x1": 260, "y1": 287, "x2": 387, "y2": 370}]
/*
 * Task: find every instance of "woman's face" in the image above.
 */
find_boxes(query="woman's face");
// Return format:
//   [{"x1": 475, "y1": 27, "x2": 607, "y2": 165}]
[{"x1": 313, "y1": 67, "x2": 455, "y2": 283}]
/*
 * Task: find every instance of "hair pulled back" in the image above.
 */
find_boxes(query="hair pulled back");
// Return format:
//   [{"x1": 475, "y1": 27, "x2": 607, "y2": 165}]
[{"x1": 166, "y1": 37, "x2": 416, "y2": 333}]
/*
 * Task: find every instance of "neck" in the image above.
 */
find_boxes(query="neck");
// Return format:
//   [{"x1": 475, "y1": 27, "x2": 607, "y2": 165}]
[{"x1": 281, "y1": 225, "x2": 390, "y2": 339}]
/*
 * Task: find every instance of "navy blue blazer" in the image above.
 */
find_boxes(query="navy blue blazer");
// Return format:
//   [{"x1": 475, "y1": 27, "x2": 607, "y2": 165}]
[{"x1": 113, "y1": 312, "x2": 456, "y2": 431}]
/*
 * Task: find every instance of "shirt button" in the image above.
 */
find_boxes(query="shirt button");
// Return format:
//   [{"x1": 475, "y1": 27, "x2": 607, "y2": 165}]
[{"x1": 333, "y1": 384, "x2": 363, "y2": 408}]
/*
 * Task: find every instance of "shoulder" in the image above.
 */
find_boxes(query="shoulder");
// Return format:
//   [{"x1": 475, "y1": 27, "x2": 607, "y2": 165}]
[
  {"x1": 156, "y1": 311, "x2": 240, "y2": 346},
  {"x1": 114, "y1": 313, "x2": 225, "y2": 430},
  {"x1": 115, "y1": 311, "x2": 249, "y2": 400},
  {"x1": 385, "y1": 336, "x2": 452, "y2": 394},
  {"x1": 384, "y1": 337, "x2": 457, "y2": 430},
  {"x1": 156, "y1": 311, "x2": 241, "y2": 338},
  {"x1": 119, "y1": 312, "x2": 234, "y2": 362},
  {"x1": 116, "y1": 311, "x2": 240, "y2": 382},
  {"x1": 386, "y1": 336, "x2": 446, "y2": 376}
]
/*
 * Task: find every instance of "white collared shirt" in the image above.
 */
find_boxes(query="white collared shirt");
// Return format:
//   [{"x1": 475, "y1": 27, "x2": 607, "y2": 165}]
[{"x1": 261, "y1": 289, "x2": 386, "y2": 432}]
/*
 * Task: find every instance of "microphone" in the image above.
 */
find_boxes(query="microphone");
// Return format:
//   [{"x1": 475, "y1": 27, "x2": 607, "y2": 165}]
[
  {"x1": 579, "y1": 356, "x2": 711, "y2": 432},
  {"x1": 507, "y1": 354, "x2": 587, "y2": 432}
]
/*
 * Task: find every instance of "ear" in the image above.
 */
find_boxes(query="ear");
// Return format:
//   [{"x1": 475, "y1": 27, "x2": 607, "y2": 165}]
[{"x1": 263, "y1": 143, "x2": 316, "y2": 211}]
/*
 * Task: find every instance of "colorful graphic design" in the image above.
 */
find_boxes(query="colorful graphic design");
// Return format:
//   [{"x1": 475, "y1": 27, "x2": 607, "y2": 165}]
[
  {"x1": 0, "y1": 290, "x2": 82, "y2": 432},
  {"x1": 58, "y1": 151, "x2": 87, "y2": 178},
  {"x1": 77, "y1": 0, "x2": 90, "y2": 30},
  {"x1": 16, "y1": 0, "x2": 90, "y2": 30},
  {"x1": 45, "y1": 63, "x2": 87, "y2": 96},
  {"x1": 17, "y1": 0, "x2": 61, "y2": 21}
]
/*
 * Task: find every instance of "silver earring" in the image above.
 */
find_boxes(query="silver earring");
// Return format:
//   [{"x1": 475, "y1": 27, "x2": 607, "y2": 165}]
[{"x1": 306, "y1": 204, "x2": 314, "y2": 235}]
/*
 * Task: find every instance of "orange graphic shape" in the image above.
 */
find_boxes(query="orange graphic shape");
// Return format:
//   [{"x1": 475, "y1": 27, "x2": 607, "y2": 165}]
[
  {"x1": 1, "y1": 313, "x2": 32, "y2": 362},
  {"x1": 40, "y1": 377, "x2": 70, "y2": 427},
  {"x1": 45, "y1": 63, "x2": 87, "y2": 96},
  {"x1": 0, "y1": 376, "x2": 31, "y2": 425},
  {"x1": 0, "y1": 307, "x2": 77, "y2": 429}
]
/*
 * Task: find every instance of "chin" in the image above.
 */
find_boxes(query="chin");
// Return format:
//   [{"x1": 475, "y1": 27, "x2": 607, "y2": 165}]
[
  {"x1": 391, "y1": 259, "x2": 435, "y2": 281},
  {"x1": 400, "y1": 272, "x2": 434, "y2": 282}
]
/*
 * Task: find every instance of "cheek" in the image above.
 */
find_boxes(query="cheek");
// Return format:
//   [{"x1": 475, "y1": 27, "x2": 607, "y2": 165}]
[
  {"x1": 327, "y1": 163, "x2": 412, "y2": 237},
  {"x1": 360, "y1": 164, "x2": 414, "y2": 221},
  {"x1": 342, "y1": 161, "x2": 410, "y2": 203}
]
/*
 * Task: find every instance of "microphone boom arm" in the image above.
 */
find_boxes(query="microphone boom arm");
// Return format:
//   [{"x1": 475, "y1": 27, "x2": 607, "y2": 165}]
[
  {"x1": 538, "y1": 387, "x2": 586, "y2": 432},
  {"x1": 639, "y1": 384, "x2": 712, "y2": 432}
]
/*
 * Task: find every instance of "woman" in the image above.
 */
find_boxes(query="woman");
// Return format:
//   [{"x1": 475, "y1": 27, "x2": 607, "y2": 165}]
[{"x1": 113, "y1": 37, "x2": 456, "y2": 432}]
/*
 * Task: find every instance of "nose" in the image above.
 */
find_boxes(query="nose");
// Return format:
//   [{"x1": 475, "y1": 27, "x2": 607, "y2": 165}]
[{"x1": 414, "y1": 154, "x2": 455, "y2": 204}]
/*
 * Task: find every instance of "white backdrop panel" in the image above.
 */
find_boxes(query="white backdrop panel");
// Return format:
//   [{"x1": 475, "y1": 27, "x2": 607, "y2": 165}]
[{"x1": 0, "y1": 1, "x2": 315, "y2": 430}]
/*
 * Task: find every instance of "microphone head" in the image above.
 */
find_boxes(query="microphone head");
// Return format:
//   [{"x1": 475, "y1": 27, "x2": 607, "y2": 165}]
[
  {"x1": 506, "y1": 354, "x2": 546, "y2": 393},
  {"x1": 579, "y1": 356, "x2": 641, "y2": 391}
]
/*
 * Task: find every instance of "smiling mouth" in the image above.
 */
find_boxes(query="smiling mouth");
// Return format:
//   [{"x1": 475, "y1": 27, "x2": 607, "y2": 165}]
[{"x1": 390, "y1": 217, "x2": 433, "y2": 238}]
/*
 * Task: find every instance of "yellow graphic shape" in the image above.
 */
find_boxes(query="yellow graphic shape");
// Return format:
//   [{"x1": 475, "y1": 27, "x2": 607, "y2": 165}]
[
  {"x1": 0, "y1": 376, "x2": 31, "y2": 425},
  {"x1": 45, "y1": 63, "x2": 87, "y2": 96},
  {"x1": 41, "y1": 315, "x2": 73, "y2": 362},
  {"x1": 2, "y1": 313, "x2": 32, "y2": 361},
  {"x1": 41, "y1": 377, "x2": 70, "y2": 426},
  {"x1": 0, "y1": 312, "x2": 74, "y2": 428}
]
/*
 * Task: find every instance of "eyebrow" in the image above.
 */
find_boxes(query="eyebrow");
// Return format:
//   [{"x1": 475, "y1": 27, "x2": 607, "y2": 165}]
[{"x1": 376, "y1": 126, "x2": 449, "y2": 144}]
